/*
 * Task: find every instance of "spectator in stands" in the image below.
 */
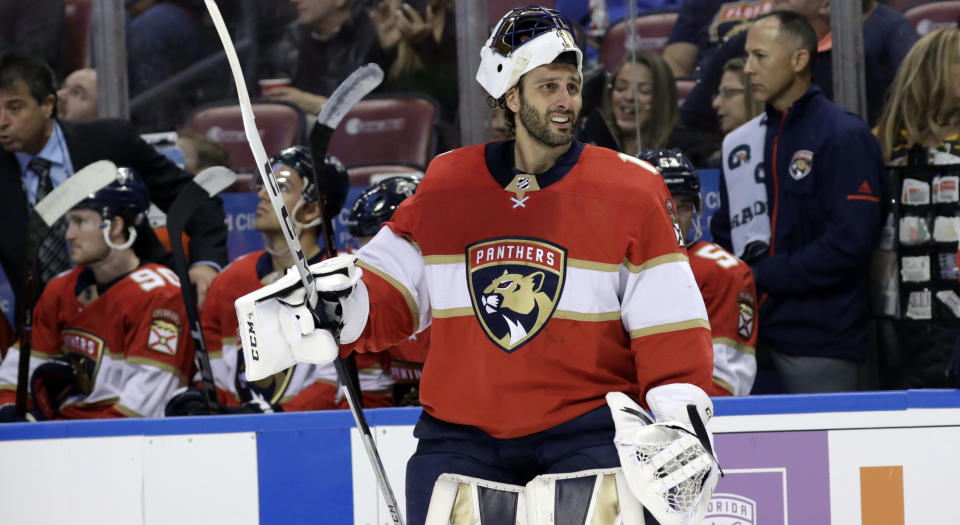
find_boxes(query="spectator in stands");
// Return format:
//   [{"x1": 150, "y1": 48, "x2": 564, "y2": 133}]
[
  {"x1": 713, "y1": 11, "x2": 883, "y2": 393},
  {"x1": 713, "y1": 58, "x2": 764, "y2": 135},
  {"x1": 371, "y1": 0, "x2": 459, "y2": 148},
  {"x1": 165, "y1": 146, "x2": 393, "y2": 415},
  {"x1": 664, "y1": 0, "x2": 772, "y2": 79},
  {"x1": 0, "y1": 0, "x2": 64, "y2": 77},
  {"x1": 264, "y1": 0, "x2": 387, "y2": 115},
  {"x1": 0, "y1": 52, "x2": 228, "y2": 334},
  {"x1": 126, "y1": 0, "x2": 204, "y2": 132},
  {"x1": 57, "y1": 68, "x2": 97, "y2": 121},
  {"x1": 705, "y1": 56, "x2": 764, "y2": 165},
  {"x1": 680, "y1": 0, "x2": 915, "y2": 139},
  {"x1": 176, "y1": 128, "x2": 229, "y2": 175},
  {"x1": 877, "y1": 28, "x2": 960, "y2": 165},
  {"x1": 872, "y1": 28, "x2": 960, "y2": 388},
  {"x1": 594, "y1": 50, "x2": 678, "y2": 155},
  {"x1": 0, "y1": 171, "x2": 195, "y2": 421}
]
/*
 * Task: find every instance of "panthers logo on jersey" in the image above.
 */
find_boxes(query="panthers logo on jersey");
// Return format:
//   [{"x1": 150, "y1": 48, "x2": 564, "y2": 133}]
[
  {"x1": 60, "y1": 328, "x2": 105, "y2": 395},
  {"x1": 466, "y1": 238, "x2": 567, "y2": 353}
]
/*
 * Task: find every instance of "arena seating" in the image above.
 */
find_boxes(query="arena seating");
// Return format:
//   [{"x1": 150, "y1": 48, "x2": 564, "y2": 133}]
[
  {"x1": 184, "y1": 101, "x2": 306, "y2": 173},
  {"x1": 326, "y1": 94, "x2": 439, "y2": 170},
  {"x1": 904, "y1": 1, "x2": 960, "y2": 38},
  {"x1": 63, "y1": 0, "x2": 93, "y2": 72},
  {"x1": 601, "y1": 11, "x2": 679, "y2": 70}
]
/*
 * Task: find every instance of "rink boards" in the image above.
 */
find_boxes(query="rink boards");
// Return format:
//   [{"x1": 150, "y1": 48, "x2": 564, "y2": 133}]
[{"x1": 1, "y1": 390, "x2": 959, "y2": 525}]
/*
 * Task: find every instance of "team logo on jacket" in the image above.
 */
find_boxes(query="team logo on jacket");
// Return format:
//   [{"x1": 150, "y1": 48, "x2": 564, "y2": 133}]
[
  {"x1": 61, "y1": 328, "x2": 104, "y2": 395},
  {"x1": 788, "y1": 150, "x2": 814, "y2": 180},
  {"x1": 466, "y1": 238, "x2": 567, "y2": 353},
  {"x1": 737, "y1": 291, "x2": 755, "y2": 340},
  {"x1": 147, "y1": 308, "x2": 182, "y2": 356}
]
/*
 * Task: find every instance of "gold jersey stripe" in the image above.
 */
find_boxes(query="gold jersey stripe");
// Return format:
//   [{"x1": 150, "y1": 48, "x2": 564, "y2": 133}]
[
  {"x1": 713, "y1": 376, "x2": 735, "y2": 395},
  {"x1": 357, "y1": 260, "x2": 421, "y2": 334},
  {"x1": 552, "y1": 310, "x2": 621, "y2": 322},
  {"x1": 432, "y1": 306, "x2": 474, "y2": 318},
  {"x1": 568, "y1": 259, "x2": 620, "y2": 272},
  {"x1": 713, "y1": 336, "x2": 756, "y2": 355},
  {"x1": 422, "y1": 253, "x2": 689, "y2": 275},
  {"x1": 424, "y1": 254, "x2": 465, "y2": 265},
  {"x1": 629, "y1": 318, "x2": 710, "y2": 339},
  {"x1": 113, "y1": 403, "x2": 143, "y2": 418},
  {"x1": 208, "y1": 350, "x2": 224, "y2": 360},
  {"x1": 126, "y1": 356, "x2": 189, "y2": 383},
  {"x1": 623, "y1": 253, "x2": 689, "y2": 273}
]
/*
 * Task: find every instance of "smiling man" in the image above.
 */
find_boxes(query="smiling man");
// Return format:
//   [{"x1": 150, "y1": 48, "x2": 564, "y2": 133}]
[
  {"x1": 720, "y1": 10, "x2": 883, "y2": 394},
  {"x1": 239, "y1": 6, "x2": 718, "y2": 524}
]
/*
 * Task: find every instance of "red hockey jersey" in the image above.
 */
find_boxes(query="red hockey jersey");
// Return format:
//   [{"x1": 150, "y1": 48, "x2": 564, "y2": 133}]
[
  {"x1": 687, "y1": 240, "x2": 758, "y2": 395},
  {"x1": 348, "y1": 141, "x2": 714, "y2": 438},
  {"x1": 203, "y1": 250, "x2": 392, "y2": 410},
  {"x1": 0, "y1": 264, "x2": 194, "y2": 418}
]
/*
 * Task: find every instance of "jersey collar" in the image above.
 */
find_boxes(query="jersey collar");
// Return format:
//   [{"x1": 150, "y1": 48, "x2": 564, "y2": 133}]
[{"x1": 484, "y1": 139, "x2": 585, "y2": 190}]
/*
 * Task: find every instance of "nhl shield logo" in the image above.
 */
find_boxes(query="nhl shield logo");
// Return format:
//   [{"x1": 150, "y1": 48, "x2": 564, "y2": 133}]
[
  {"x1": 788, "y1": 150, "x2": 813, "y2": 180},
  {"x1": 467, "y1": 238, "x2": 567, "y2": 353}
]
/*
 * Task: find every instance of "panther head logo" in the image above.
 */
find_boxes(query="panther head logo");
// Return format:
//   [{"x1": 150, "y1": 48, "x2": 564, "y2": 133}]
[
  {"x1": 467, "y1": 238, "x2": 567, "y2": 353},
  {"x1": 481, "y1": 269, "x2": 555, "y2": 348}
]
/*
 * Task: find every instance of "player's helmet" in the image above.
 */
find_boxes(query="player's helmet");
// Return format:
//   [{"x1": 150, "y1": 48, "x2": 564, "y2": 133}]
[
  {"x1": 262, "y1": 146, "x2": 350, "y2": 216},
  {"x1": 347, "y1": 175, "x2": 420, "y2": 238},
  {"x1": 639, "y1": 148, "x2": 702, "y2": 212},
  {"x1": 73, "y1": 167, "x2": 150, "y2": 223},
  {"x1": 477, "y1": 6, "x2": 582, "y2": 99}
]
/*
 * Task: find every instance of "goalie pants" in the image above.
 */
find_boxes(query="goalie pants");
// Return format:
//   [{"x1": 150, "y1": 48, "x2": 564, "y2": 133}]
[{"x1": 406, "y1": 406, "x2": 659, "y2": 525}]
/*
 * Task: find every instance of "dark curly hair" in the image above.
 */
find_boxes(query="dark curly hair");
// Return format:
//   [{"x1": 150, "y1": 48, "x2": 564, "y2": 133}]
[{"x1": 487, "y1": 80, "x2": 525, "y2": 139}]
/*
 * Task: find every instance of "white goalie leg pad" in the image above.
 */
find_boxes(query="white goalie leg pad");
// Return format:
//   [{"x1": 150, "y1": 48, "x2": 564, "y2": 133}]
[
  {"x1": 606, "y1": 387, "x2": 720, "y2": 525},
  {"x1": 425, "y1": 474, "x2": 527, "y2": 525},
  {"x1": 234, "y1": 255, "x2": 367, "y2": 381},
  {"x1": 524, "y1": 468, "x2": 646, "y2": 525}
]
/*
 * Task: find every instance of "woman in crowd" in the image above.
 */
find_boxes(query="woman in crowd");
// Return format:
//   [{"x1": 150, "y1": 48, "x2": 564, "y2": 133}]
[
  {"x1": 873, "y1": 28, "x2": 960, "y2": 389},
  {"x1": 600, "y1": 50, "x2": 678, "y2": 155},
  {"x1": 876, "y1": 28, "x2": 960, "y2": 165}
]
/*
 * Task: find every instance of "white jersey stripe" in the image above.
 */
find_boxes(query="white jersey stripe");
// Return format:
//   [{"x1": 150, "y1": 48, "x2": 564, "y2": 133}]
[{"x1": 620, "y1": 259, "x2": 709, "y2": 333}]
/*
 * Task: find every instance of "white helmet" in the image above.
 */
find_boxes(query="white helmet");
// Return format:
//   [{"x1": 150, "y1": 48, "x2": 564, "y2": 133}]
[{"x1": 476, "y1": 6, "x2": 583, "y2": 99}]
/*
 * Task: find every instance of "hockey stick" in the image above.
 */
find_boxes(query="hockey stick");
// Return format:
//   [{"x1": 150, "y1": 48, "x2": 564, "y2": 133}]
[
  {"x1": 164, "y1": 166, "x2": 237, "y2": 412},
  {"x1": 202, "y1": 2, "x2": 405, "y2": 523},
  {"x1": 309, "y1": 64, "x2": 384, "y2": 411},
  {"x1": 16, "y1": 160, "x2": 119, "y2": 415}
]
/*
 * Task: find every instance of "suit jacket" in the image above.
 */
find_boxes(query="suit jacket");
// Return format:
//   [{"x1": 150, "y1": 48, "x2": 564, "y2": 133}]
[{"x1": 0, "y1": 118, "x2": 229, "y2": 330}]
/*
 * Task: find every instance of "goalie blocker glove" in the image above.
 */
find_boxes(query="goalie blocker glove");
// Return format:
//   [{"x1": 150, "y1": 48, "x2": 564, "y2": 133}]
[
  {"x1": 606, "y1": 384, "x2": 721, "y2": 525},
  {"x1": 234, "y1": 254, "x2": 369, "y2": 381}
]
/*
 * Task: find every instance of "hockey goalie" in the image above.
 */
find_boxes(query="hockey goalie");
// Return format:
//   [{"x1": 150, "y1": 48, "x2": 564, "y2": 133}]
[{"x1": 235, "y1": 5, "x2": 721, "y2": 524}]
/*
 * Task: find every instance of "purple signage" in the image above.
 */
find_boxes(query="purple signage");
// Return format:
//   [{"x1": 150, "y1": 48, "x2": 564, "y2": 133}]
[{"x1": 706, "y1": 431, "x2": 831, "y2": 525}]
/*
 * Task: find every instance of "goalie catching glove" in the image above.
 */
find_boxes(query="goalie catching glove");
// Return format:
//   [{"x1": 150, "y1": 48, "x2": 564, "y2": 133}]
[
  {"x1": 234, "y1": 254, "x2": 369, "y2": 381},
  {"x1": 606, "y1": 384, "x2": 721, "y2": 525}
]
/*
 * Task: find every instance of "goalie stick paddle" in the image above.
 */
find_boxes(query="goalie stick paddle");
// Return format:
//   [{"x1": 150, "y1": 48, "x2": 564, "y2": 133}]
[
  {"x1": 308, "y1": 63, "x2": 384, "y2": 411},
  {"x1": 202, "y1": 2, "x2": 405, "y2": 523},
  {"x1": 165, "y1": 166, "x2": 237, "y2": 412},
  {"x1": 16, "y1": 160, "x2": 119, "y2": 415}
]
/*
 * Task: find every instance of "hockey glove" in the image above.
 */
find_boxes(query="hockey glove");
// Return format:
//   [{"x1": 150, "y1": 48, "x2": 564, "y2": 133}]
[
  {"x1": 30, "y1": 360, "x2": 79, "y2": 420},
  {"x1": 165, "y1": 386, "x2": 218, "y2": 416},
  {"x1": 606, "y1": 384, "x2": 720, "y2": 525},
  {"x1": 235, "y1": 254, "x2": 369, "y2": 381}
]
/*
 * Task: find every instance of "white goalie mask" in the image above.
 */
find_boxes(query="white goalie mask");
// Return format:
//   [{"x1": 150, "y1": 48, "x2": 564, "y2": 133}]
[{"x1": 477, "y1": 6, "x2": 583, "y2": 99}]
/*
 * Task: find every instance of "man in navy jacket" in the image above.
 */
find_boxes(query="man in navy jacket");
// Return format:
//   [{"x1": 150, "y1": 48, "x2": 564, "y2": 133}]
[{"x1": 714, "y1": 10, "x2": 882, "y2": 393}]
